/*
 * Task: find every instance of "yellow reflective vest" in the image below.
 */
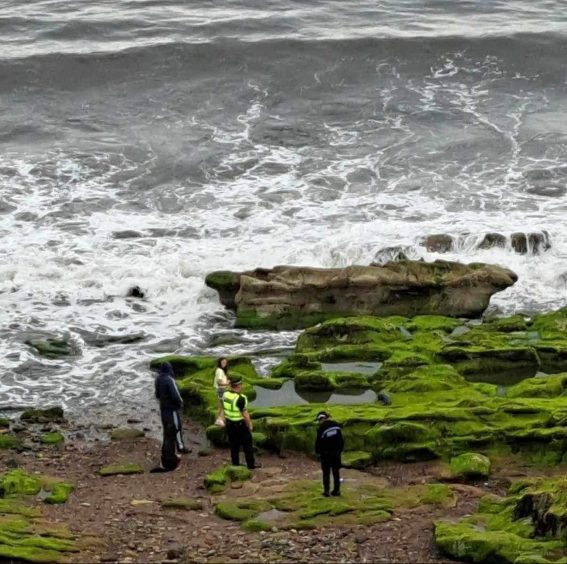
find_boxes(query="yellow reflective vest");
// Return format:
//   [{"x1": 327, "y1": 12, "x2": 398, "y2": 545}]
[{"x1": 223, "y1": 390, "x2": 247, "y2": 422}]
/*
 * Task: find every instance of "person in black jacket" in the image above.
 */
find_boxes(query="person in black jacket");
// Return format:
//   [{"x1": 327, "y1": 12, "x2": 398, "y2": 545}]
[
  {"x1": 315, "y1": 411, "x2": 344, "y2": 497},
  {"x1": 152, "y1": 362, "x2": 189, "y2": 472}
]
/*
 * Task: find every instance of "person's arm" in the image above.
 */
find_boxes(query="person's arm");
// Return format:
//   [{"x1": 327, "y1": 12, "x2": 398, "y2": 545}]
[
  {"x1": 315, "y1": 427, "x2": 322, "y2": 455},
  {"x1": 168, "y1": 377, "x2": 183, "y2": 410},
  {"x1": 237, "y1": 396, "x2": 252, "y2": 431},
  {"x1": 337, "y1": 428, "x2": 344, "y2": 452}
]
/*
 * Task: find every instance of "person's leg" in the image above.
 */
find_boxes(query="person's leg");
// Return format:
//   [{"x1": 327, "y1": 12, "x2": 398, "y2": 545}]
[
  {"x1": 321, "y1": 455, "x2": 331, "y2": 495},
  {"x1": 241, "y1": 424, "x2": 256, "y2": 469},
  {"x1": 226, "y1": 422, "x2": 241, "y2": 466},
  {"x1": 331, "y1": 452, "x2": 341, "y2": 495},
  {"x1": 161, "y1": 414, "x2": 178, "y2": 470},
  {"x1": 173, "y1": 410, "x2": 188, "y2": 452}
]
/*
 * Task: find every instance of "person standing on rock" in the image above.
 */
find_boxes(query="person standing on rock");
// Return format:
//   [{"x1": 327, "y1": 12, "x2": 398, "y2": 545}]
[
  {"x1": 315, "y1": 411, "x2": 344, "y2": 497},
  {"x1": 214, "y1": 357, "x2": 229, "y2": 426},
  {"x1": 223, "y1": 375, "x2": 261, "y2": 469},
  {"x1": 153, "y1": 362, "x2": 190, "y2": 472}
]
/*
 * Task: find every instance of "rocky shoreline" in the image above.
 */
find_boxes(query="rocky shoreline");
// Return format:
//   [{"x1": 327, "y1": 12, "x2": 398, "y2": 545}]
[{"x1": 3, "y1": 259, "x2": 567, "y2": 563}]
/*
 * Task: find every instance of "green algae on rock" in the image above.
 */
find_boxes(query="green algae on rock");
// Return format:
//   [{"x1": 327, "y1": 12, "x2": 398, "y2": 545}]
[
  {"x1": 21, "y1": 407, "x2": 65, "y2": 424},
  {"x1": 161, "y1": 497, "x2": 203, "y2": 511},
  {"x1": 435, "y1": 477, "x2": 567, "y2": 563},
  {"x1": 0, "y1": 469, "x2": 79, "y2": 563},
  {"x1": 450, "y1": 453, "x2": 491, "y2": 479},
  {"x1": 110, "y1": 428, "x2": 145, "y2": 441},
  {"x1": 0, "y1": 469, "x2": 74, "y2": 504},
  {"x1": 98, "y1": 463, "x2": 144, "y2": 477},
  {"x1": 151, "y1": 307, "x2": 567, "y2": 466},
  {"x1": 205, "y1": 262, "x2": 517, "y2": 330},
  {"x1": 204, "y1": 465, "x2": 253, "y2": 493},
  {"x1": 40, "y1": 432, "x2": 64, "y2": 445}
]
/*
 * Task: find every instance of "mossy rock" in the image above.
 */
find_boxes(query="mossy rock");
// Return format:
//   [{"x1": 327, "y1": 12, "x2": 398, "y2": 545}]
[
  {"x1": 204, "y1": 465, "x2": 253, "y2": 493},
  {"x1": 25, "y1": 337, "x2": 75, "y2": 358},
  {"x1": 21, "y1": 407, "x2": 65, "y2": 424},
  {"x1": 110, "y1": 428, "x2": 145, "y2": 441},
  {"x1": 254, "y1": 378, "x2": 287, "y2": 390},
  {"x1": 0, "y1": 418, "x2": 9, "y2": 428},
  {"x1": 161, "y1": 497, "x2": 203, "y2": 511},
  {"x1": 99, "y1": 464, "x2": 144, "y2": 477},
  {"x1": 0, "y1": 470, "x2": 73, "y2": 505},
  {"x1": 434, "y1": 477, "x2": 567, "y2": 563},
  {"x1": 0, "y1": 434, "x2": 20, "y2": 450},
  {"x1": 40, "y1": 432, "x2": 64, "y2": 445},
  {"x1": 450, "y1": 453, "x2": 491, "y2": 479},
  {"x1": 215, "y1": 499, "x2": 271, "y2": 521},
  {"x1": 206, "y1": 425, "x2": 228, "y2": 447},
  {"x1": 342, "y1": 451, "x2": 374, "y2": 469},
  {"x1": 44, "y1": 482, "x2": 74, "y2": 504}
]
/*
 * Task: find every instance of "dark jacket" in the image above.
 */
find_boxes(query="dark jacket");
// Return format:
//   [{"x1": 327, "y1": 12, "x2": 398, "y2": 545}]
[
  {"x1": 155, "y1": 363, "x2": 183, "y2": 411},
  {"x1": 315, "y1": 419, "x2": 344, "y2": 455}
]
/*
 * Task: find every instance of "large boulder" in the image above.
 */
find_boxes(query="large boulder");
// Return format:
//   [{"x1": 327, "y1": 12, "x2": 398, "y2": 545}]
[{"x1": 205, "y1": 261, "x2": 518, "y2": 329}]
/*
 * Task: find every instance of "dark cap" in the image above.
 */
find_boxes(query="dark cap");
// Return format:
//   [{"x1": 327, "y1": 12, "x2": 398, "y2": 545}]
[
  {"x1": 229, "y1": 375, "x2": 243, "y2": 386},
  {"x1": 315, "y1": 411, "x2": 330, "y2": 422}
]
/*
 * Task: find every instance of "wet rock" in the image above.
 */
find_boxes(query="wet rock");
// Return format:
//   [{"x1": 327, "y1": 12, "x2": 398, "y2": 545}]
[
  {"x1": 127, "y1": 285, "x2": 145, "y2": 299},
  {"x1": 477, "y1": 232, "x2": 507, "y2": 250},
  {"x1": 371, "y1": 246, "x2": 413, "y2": 265},
  {"x1": 73, "y1": 328, "x2": 146, "y2": 347},
  {"x1": 420, "y1": 234, "x2": 454, "y2": 253},
  {"x1": 113, "y1": 230, "x2": 143, "y2": 239},
  {"x1": 510, "y1": 231, "x2": 551, "y2": 254},
  {"x1": 21, "y1": 407, "x2": 65, "y2": 424},
  {"x1": 25, "y1": 336, "x2": 79, "y2": 358},
  {"x1": 206, "y1": 261, "x2": 518, "y2": 329}
]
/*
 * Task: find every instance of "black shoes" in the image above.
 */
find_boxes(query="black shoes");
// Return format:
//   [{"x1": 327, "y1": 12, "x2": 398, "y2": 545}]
[
  {"x1": 323, "y1": 492, "x2": 330, "y2": 497},
  {"x1": 331, "y1": 491, "x2": 341, "y2": 497},
  {"x1": 248, "y1": 463, "x2": 262, "y2": 469}
]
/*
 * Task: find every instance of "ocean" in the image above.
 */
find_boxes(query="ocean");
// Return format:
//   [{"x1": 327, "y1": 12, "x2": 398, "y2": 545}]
[{"x1": 1, "y1": 0, "x2": 567, "y2": 421}]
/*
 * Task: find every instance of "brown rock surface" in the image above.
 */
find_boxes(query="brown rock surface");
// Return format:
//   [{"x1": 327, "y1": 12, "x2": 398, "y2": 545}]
[{"x1": 206, "y1": 260, "x2": 518, "y2": 329}]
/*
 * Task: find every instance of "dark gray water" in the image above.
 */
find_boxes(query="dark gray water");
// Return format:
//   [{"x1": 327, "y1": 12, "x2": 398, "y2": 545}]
[{"x1": 1, "y1": 1, "x2": 567, "y2": 420}]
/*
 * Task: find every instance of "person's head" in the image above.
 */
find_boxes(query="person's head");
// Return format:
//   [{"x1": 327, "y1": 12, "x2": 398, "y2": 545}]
[
  {"x1": 229, "y1": 375, "x2": 242, "y2": 391},
  {"x1": 315, "y1": 411, "x2": 330, "y2": 425},
  {"x1": 217, "y1": 357, "x2": 228, "y2": 371},
  {"x1": 159, "y1": 362, "x2": 174, "y2": 378}
]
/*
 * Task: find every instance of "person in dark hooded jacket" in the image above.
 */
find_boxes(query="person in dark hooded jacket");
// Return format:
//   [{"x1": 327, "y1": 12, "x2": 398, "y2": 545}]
[
  {"x1": 152, "y1": 362, "x2": 189, "y2": 472},
  {"x1": 315, "y1": 411, "x2": 344, "y2": 496}
]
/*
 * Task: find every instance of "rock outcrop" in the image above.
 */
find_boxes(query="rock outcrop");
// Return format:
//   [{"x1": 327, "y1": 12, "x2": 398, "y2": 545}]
[
  {"x1": 205, "y1": 261, "x2": 518, "y2": 329},
  {"x1": 420, "y1": 231, "x2": 551, "y2": 255}
]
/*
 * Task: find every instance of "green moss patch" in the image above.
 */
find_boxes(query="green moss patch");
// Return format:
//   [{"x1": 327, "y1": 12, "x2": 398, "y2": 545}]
[
  {"x1": 109, "y1": 428, "x2": 145, "y2": 441},
  {"x1": 214, "y1": 478, "x2": 457, "y2": 532},
  {"x1": 161, "y1": 498, "x2": 203, "y2": 511},
  {"x1": 204, "y1": 465, "x2": 253, "y2": 493},
  {"x1": 450, "y1": 453, "x2": 491, "y2": 480},
  {"x1": 21, "y1": 407, "x2": 65, "y2": 424},
  {"x1": 40, "y1": 432, "x2": 64, "y2": 445},
  {"x1": 0, "y1": 470, "x2": 79, "y2": 562},
  {"x1": 99, "y1": 464, "x2": 144, "y2": 477},
  {"x1": 435, "y1": 477, "x2": 567, "y2": 563}
]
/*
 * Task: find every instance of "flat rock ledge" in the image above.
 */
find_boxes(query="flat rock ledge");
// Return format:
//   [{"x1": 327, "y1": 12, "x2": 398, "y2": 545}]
[{"x1": 205, "y1": 260, "x2": 518, "y2": 330}]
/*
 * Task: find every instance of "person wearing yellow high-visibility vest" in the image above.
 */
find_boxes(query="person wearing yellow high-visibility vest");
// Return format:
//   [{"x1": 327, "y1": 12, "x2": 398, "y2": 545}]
[{"x1": 222, "y1": 375, "x2": 261, "y2": 469}]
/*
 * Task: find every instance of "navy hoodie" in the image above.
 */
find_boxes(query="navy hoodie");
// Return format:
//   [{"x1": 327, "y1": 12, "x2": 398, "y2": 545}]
[
  {"x1": 315, "y1": 419, "x2": 344, "y2": 455},
  {"x1": 155, "y1": 363, "x2": 183, "y2": 411}
]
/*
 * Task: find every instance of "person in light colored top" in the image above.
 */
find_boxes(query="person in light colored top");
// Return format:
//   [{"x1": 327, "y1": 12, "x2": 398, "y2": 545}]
[{"x1": 214, "y1": 357, "x2": 229, "y2": 426}]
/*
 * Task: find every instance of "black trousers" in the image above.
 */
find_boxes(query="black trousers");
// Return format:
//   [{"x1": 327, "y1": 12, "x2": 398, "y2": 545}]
[
  {"x1": 225, "y1": 420, "x2": 255, "y2": 469},
  {"x1": 161, "y1": 409, "x2": 185, "y2": 470},
  {"x1": 321, "y1": 451, "x2": 342, "y2": 494}
]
